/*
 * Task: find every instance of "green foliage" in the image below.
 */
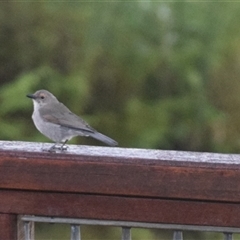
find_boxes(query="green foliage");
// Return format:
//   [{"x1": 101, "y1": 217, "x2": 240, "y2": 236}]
[{"x1": 1, "y1": 1, "x2": 240, "y2": 152}]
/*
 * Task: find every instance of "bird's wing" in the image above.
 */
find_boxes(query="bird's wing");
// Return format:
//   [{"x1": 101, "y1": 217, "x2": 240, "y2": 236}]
[{"x1": 39, "y1": 102, "x2": 95, "y2": 134}]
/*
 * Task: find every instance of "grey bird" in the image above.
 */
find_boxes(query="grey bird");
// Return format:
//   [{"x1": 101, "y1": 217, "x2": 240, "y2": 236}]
[{"x1": 27, "y1": 89, "x2": 118, "y2": 152}]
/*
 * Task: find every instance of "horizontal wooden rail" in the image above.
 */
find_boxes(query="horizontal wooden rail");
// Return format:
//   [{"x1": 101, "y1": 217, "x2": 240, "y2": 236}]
[{"x1": 0, "y1": 140, "x2": 240, "y2": 239}]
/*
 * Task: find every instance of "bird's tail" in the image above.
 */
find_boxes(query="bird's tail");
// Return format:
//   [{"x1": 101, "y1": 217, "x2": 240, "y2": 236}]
[{"x1": 89, "y1": 131, "x2": 118, "y2": 146}]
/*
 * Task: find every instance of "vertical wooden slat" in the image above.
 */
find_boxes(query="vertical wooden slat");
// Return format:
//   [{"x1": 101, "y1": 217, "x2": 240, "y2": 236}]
[
  {"x1": 122, "y1": 227, "x2": 131, "y2": 240},
  {"x1": 224, "y1": 233, "x2": 233, "y2": 240},
  {"x1": 173, "y1": 230, "x2": 183, "y2": 240},
  {"x1": 71, "y1": 224, "x2": 81, "y2": 240},
  {"x1": 0, "y1": 213, "x2": 17, "y2": 240}
]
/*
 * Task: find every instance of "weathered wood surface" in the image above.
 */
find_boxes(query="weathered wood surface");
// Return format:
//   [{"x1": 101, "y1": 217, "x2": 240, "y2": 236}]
[
  {"x1": 0, "y1": 213, "x2": 17, "y2": 240},
  {"x1": 1, "y1": 190, "x2": 240, "y2": 228},
  {"x1": 0, "y1": 140, "x2": 240, "y2": 229},
  {"x1": 0, "y1": 141, "x2": 240, "y2": 202}
]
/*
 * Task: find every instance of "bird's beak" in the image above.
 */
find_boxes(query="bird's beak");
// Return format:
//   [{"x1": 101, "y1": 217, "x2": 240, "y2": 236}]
[{"x1": 26, "y1": 94, "x2": 36, "y2": 99}]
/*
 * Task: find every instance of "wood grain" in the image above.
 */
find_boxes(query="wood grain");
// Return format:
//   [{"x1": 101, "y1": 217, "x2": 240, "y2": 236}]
[
  {"x1": 0, "y1": 141, "x2": 240, "y2": 230},
  {"x1": 0, "y1": 141, "x2": 239, "y2": 202},
  {"x1": 0, "y1": 213, "x2": 17, "y2": 240},
  {"x1": 0, "y1": 190, "x2": 240, "y2": 228}
]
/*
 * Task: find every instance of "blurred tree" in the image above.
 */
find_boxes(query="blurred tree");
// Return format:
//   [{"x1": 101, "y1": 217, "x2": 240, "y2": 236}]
[{"x1": 0, "y1": 1, "x2": 240, "y2": 152}]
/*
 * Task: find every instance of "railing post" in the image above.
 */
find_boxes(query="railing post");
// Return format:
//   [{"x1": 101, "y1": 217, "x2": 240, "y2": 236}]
[
  {"x1": 122, "y1": 227, "x2": 131, "y2": 240},
  {"x1": 0, "y1": 213, "x2": 17, "y2": 240},
  {"x1": 224, "y1": 233, "x2": 233, "y2": 240},
  {"x1": 173, "y1": 230, "x2": 183, "y2": 240},
  {"x1": 17, "y1": 216, "x2": 34, "y2": 240},
  {"x1": 24, "y1": 221, "x2": 34, "y2": 240},
  {"x1": 71, "y1": 224, "x2": 81, "y2": 240}
]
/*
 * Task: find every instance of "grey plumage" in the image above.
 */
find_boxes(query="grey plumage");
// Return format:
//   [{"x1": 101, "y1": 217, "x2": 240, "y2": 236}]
[{"x1": 27, "y1": 89, "x2": 118, "y2": 151}]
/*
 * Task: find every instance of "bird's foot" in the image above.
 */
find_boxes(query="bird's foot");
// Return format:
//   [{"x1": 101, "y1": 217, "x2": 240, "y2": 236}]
[
  {"x1": 60, "y1": 144, "x2": 68, "y2": 151},
  {"x1": 42, "y1": 144, "x2": 68, "y2": 153}
]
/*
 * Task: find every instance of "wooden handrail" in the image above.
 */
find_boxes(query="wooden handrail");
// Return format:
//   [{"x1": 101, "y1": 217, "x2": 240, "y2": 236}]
[{"x1": 0, "y1": 140, "x2": 240, "y2": 239}]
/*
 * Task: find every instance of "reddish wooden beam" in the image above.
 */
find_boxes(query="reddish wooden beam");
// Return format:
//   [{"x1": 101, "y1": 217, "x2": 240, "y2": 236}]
[
  {"x1": 0, "y1": 190, "x2": 240, "y2": 228},
  {"x1": 0, "y1": 141, "x2": 240, "y2": 229},
  {"x1": 0, "y1": 141, "x2": 240, "y2": 202},
  {"x1": 0, "y1": 213, "x2": 17, "y2": 240}
]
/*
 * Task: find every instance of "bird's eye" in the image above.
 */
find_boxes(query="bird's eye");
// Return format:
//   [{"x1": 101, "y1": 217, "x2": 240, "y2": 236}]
[{"x1": 40, "y1": 95, "x2": 45, "y2": 99}]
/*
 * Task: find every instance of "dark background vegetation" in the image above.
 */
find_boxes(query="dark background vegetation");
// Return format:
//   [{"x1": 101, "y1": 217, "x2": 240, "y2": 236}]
[{"x1": 1, "y1": 1, "x2": 240, "y2": 239}]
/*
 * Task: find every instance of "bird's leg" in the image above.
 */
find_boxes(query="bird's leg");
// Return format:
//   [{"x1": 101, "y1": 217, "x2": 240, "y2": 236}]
[
  {"x1": 48, "y1": 143, "x2": 58, "y2": 153},
  {"x1": 60, "y1": 140, "x2": 68, "y2": 151},
  {"x1": 47, "y1": 141, "x2": 68, "y2": 152},
  {"x1": 40, "y1": 143, "x2": 57, "y2": 152}
]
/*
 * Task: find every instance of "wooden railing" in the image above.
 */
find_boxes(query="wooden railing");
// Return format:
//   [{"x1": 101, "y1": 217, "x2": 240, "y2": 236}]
[{"x1": 0, "y1": 140, "x2": 240, "y2": 239}]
